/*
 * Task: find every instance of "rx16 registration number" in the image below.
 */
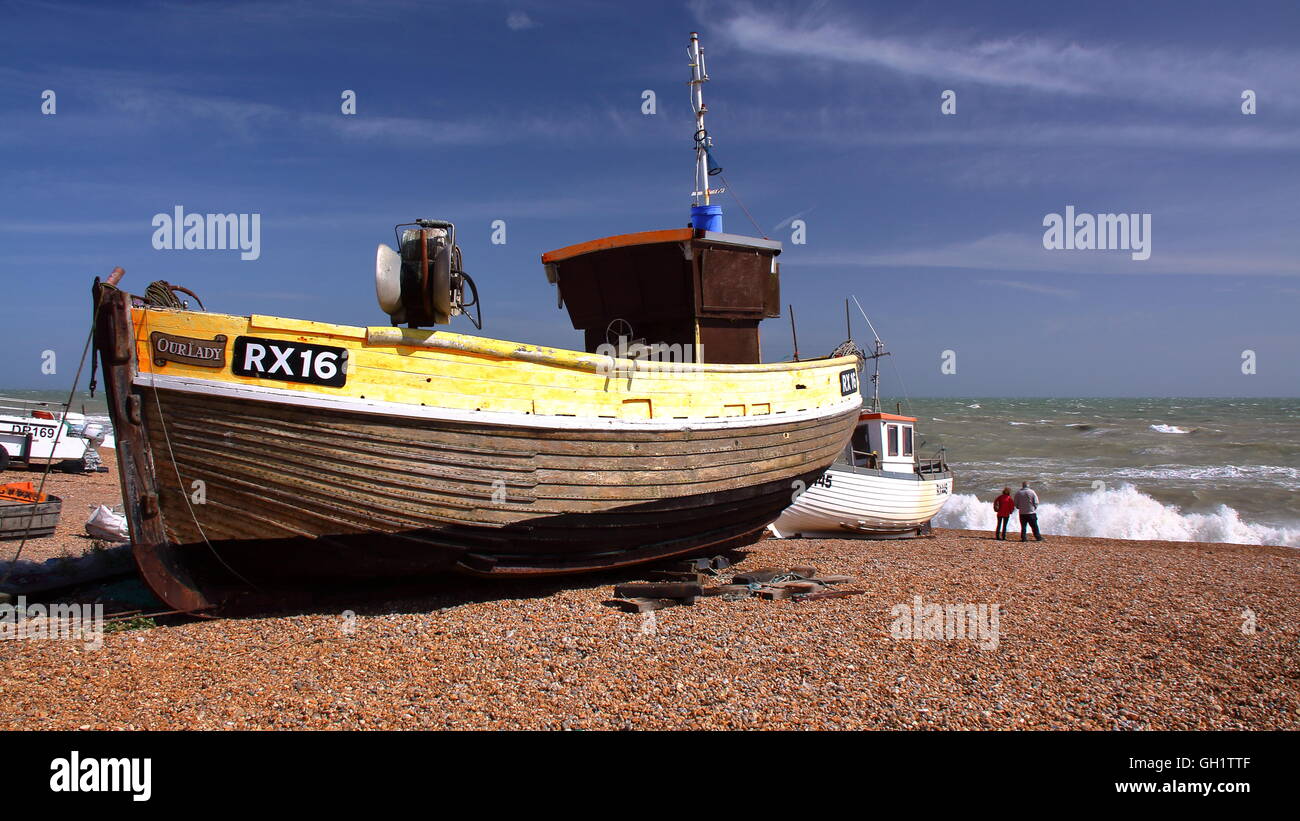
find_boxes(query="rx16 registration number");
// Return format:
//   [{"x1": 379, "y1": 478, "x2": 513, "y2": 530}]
[{"x1": 231, "y1": 336, "x2": 349, "y2": 388}]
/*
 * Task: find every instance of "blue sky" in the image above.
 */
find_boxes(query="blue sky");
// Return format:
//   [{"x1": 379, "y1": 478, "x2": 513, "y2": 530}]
[{"x1": 1, "y1": 0, "x2": 1297, "y2": 396}]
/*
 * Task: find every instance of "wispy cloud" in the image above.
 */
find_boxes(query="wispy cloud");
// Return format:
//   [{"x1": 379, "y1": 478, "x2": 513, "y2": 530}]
[
  {"x1": 506, "y1": 10, "x2": 538, "y2": 31},
  {"x1": 772, "y1": 206, "x2": 815, "y2": 232},
  {"x1": 716, "y1": 5, "x2": 1300, "y2": 110},
  {"x1": 797, "y1": 232, "x2": 1300, "y2": 277},
  {"x1": 0, "y1": 220, "x2": 142, "y2": 235},
  {"x1": 0, "y1": 66, "x2": 593, "y2": 148},
  {"x1": 814, "y1": 122, "x2": 1300, "y2": 152},
  {"x1": 978, "y1": 279, "x2": 1077, "y2": 298}
]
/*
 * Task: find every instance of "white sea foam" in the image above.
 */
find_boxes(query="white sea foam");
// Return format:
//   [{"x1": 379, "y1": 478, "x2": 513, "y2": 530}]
[
  {"x1": 934, "y1": 484, "x2": 1300, "y2": 547},
  {"x1": 1150, "y1": 424, "x2": 1192, "y2": 434}
]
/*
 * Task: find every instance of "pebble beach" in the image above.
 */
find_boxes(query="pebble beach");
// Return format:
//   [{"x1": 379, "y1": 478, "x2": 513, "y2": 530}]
[{"x1": 1, "y1": 451, "x2": 1296, "y2": 730}]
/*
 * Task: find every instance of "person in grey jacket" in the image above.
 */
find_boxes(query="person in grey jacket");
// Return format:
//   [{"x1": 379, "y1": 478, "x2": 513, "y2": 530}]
[{"x1": 1013, "y1": 482, "x2": 1044, "y2": 541}]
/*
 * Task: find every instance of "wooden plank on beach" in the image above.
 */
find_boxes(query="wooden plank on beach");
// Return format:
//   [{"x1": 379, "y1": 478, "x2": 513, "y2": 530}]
[{"x1": 612, "y1": 582, "x2": 703, "y2": 599}]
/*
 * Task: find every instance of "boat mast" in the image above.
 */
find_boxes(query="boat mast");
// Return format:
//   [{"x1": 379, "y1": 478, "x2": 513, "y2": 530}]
[
  {"x1": 688, "y1": 32, "x2": 710, "y2": 207},
  {"x1": 849, "y1": 296, "x2": 890, "y2": 412},
  {"x1": 870, "y1": 338, "x2": 885, "y2": 412},
  {"x1": 687, "y1": 32, "x2": 725, "y2": 232}
]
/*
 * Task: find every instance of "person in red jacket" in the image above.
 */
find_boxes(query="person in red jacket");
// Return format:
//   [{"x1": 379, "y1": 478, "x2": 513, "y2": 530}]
[{"x1": 993, "y1": 487, "x2": 1015, "y2": 540}]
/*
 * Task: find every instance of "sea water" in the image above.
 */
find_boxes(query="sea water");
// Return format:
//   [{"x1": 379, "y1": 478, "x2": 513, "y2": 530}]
[{"x1": 895, "y1": 397, "x2": 1300, "y2": 547}]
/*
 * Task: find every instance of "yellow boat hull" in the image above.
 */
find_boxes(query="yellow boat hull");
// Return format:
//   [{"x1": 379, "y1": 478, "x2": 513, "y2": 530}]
[{"x1": 95, "y1": 285, "x2": 861, "y2": 613}]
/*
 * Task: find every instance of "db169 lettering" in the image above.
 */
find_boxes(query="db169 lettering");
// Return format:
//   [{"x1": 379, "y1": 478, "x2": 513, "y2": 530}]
[
  {"x1": 232, "y1": 336, "x2": 348, "y2": 387},
  {"x1": 9, "y1": 423, "x2": 57, "y2": 439}
]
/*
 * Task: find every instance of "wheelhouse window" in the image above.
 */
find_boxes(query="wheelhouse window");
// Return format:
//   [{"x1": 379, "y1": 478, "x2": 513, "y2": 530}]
[
  {"x1": 887, "y1": 424, "x2": 899, "y2": 457},
  {"x1": 851, "y1": 423, "x2": 871, "y2": 454},
  {"x1": 902, "y1": 425, "x2": 913, "y2": 457},
  {"x1": 850, "y1": 423, "x2": 873, "y2": 467}
]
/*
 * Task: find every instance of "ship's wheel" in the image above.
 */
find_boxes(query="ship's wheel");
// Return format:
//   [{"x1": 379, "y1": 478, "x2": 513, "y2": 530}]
[{"x1": 606, "y1": 318, "x2": 634, "y2": 346}]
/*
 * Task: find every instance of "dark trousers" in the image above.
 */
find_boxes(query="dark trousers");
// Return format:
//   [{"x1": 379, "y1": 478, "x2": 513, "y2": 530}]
[
  {"x1": 995, "y1": 516, "x2": 1009, "y2": 539},
  {"x1": 1020, "y1": 513, "x2": 1041, "y2": 540}
]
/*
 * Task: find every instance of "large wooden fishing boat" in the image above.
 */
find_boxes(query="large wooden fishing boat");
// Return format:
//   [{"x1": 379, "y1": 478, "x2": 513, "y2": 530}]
[{"x1": 91, "y1": 33, "x2": 862, "y2": 614}]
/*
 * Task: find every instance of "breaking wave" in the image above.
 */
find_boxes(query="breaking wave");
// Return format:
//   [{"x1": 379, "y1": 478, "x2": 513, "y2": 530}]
[
  {"x1": 1150, "y1": 424, "x2": 1193, "y2": 434},
  {"x1": 933, "y1": 484, "x2": 1300, "y2": 547}
]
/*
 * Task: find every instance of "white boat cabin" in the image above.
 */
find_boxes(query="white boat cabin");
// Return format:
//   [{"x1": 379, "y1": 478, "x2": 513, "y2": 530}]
[{"x1": 846, "y1": 411, "x2": 918, "y2": 474}]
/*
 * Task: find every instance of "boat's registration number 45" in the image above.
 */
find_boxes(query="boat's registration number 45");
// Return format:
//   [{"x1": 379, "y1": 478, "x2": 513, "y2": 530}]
[{"x1": 232, "y1": 336, "x2": 349, "y2": 388}]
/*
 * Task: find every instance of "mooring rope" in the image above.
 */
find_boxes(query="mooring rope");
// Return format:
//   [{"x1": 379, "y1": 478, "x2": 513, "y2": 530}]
[{"x1": 143, "y1": 280, "x2": 205, "y2": 311}]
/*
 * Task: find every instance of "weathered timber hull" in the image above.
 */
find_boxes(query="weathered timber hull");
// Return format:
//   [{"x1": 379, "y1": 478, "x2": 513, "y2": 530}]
[
  {"x1": 93, "y1": 285, "x2": 862, "y2": 613},
  {"x1": 141, "y1": 385, "x2": 857, "y2": 571}
]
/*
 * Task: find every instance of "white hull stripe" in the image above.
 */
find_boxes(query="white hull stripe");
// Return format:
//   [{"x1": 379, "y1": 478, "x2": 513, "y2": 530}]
[{"x1": 134, "y1": 372, "x2": 861, "y2": 433}]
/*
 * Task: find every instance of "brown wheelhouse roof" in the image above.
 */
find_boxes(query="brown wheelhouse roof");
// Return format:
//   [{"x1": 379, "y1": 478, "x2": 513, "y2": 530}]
[
  {"x1": 540, "y1": 228, "x2": 784, "y2": 365},
  {"x1": 542, "y1": 228, "x2": 782, "y2": 264}
]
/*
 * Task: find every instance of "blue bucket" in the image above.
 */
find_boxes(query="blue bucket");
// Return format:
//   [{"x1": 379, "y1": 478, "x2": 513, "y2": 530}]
[{"x1": 690, "y1": 204, "x2": 723, "y2": 233}]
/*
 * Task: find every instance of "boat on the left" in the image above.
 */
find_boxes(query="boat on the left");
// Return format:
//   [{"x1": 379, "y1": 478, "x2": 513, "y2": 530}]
[
  {"x1": 91, "y1": 35, "x2": 861, "y2": 615},
  {"x1": 93, "y1": 241, "x2": 859, "y2": 613}
]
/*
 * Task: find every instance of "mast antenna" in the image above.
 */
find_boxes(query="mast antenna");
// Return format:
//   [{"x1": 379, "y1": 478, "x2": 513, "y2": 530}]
[
  {"x1": 688, "y1": 32, "x2": 724, "y2": 231},
  {"x1": 850, "y1": 295, "x2": 890, "y2": 412},
  {"x1": 789, "y1": 304, "x2": 800, "y2": 361}
]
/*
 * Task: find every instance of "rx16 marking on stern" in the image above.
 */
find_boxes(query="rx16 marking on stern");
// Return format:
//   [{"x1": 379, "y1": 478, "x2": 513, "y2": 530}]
[
  {"x1": 839, "y1": 369, "x2": 860, "y2": 396},
  {"x1": 232, "y1": 336, "x2": 349, "y2": 388}
]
